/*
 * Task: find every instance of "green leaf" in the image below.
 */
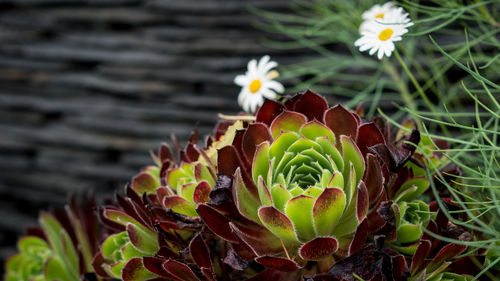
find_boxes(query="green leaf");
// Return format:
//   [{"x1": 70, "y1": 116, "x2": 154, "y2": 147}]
[
  {"x1": 300, "y1": 120, "x2": 336, "y2": 144},
  {"x1": 233, "y1": 169, "x2": 261, "y2": 222},
  {"x1": 44, "y1": 257, "x2": 74, "y2": 281},
  {"x1": 258, "y1": 206, "x2": 299, "y2": 243},
  {"x1": 271, "y1": 184, "x2": 292, "y2": 212},
  {"x1": 285, "y1": 195, "x2": 316, "y2": 242},
  {"x1": 252, "y1": 142, "x2": 270, "y2": 184},
  {"x1": 313, "y1": 187, "x2": 346, "y2": 236},
  {"x1": 341, "y1": 135, "x2": 365, "y2": 186}
]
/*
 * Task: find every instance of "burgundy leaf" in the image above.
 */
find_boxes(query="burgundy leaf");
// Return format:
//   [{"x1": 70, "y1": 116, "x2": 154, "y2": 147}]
[
  {"x1": 356, "y1": 181, "x2": 369, "y2": 222},
  {"x1": 242, "y1": 123, "x2": 272, "y2": 164},
  {"x1": 357, "y1": 123, "x2": 386, "y2": 155},
  {"x1": 427, "y1": 243, "x2": 466, "y2": 273},
  {"x1": 324, "y1": 105, "x2": 358, "y2": 145},
  {"x1": 255, "y1": 256, "x2": 302, "y2": 272},
  {"x1": 410, "y1": 240, "x2": 432, "y2": 275},
  {"x1": 299, "y1": 237, "x2": 338, "y2": 261},
  {"x1": 162, "y1": 259, "x2": 201, "y2": 281},
  {"x1": 189, "y1": 233, "x2": 212, "y2": 270},
  {"x1": 196, "y1": 204, "x2": 239, "y2": 242},
  {"x1": 287, "y1": 90, "x2": 328, "y2": 121},
  {"x1": 363, "y1": 154, "x2": 384, "y2": 206},
  {"x1": 193, "y1": 181, "x2": 212, "y2": 204},
  {"x1": 349, "y1": 218, "x2": 368, "y2": 256},
  {"x1": 256, "y1": 99, "x2": 285, "y2": 126},
  {"x1": 159, "y1": 143, "x2": 175, "y2": 163},
  {"x1": 143, "y1": 257, "x2": 177, "y2": 279},
  {"x1": 229, "y1": 222, "x2": 283, "y2": 256},
  {"x1": 122, "y1": 258, "x2": 155, "y2": 281}
]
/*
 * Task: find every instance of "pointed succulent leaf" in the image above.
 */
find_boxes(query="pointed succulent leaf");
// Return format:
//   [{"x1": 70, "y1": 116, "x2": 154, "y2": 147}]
[
  {"x1": 356, "y1": 123, "x2": 385, "y2": 155},
  {"x1": 44, "y1": 256, "x2": 74, "y2": 281},
  {"x1": 299, "y1": 237, "x2": 338, "y2": 261},
  {"x1": 397, "y1": 224, "x2": 423, "y2": 244},
  {"x1": 411, "y1": 240, "x2": 432, "y2": 275},
  {"x1": 270, "y1": 110, "x2": 307, "y2": 139},
  {"x1": 427, "y1": 243, "x2": 467, "y2": 273},
  {"x1": 356, "y1": 181, "x2": 369, "y2": 222},
  {"x1": 229, "y1": 222, "x2": 284, "y2": 256},
  {"x1": 312, "y1": 187, "x2": 346, "y2": 236},
  {"x1": 132, "y1": 172, "x2": 160, "y2": 195},
  {"x1": 394, "y1": 177, "x2": 430, "y2": 202},
  {"x1": 163, "y1": 259, "x2": 202, "y2": 281},
  {"x1": 289, "y1": 90, "x2": 329, "y2": 121},
  {"x1": 341, "y1": 135, "x2": 365, "y2": 186},
  {"x1": 252, "y1": 142, "x2": 270, "y2": 184},
  {"x1": 122, "y1": 258, "x2": 157, "y2": 281},
  {"x1": 192, "y1": 181, "x2": 212, "y2": 204},
  {"x1": 126, "y1": 223, "x2": 159, "y2": 254},
  {"x1": 257, "y1": 176, "x2": 273, "y2": 206},
  {"x1": 284, "y1": 195, "x2": 316, "y2": 242},
  {"x1": 194, "y1": 163, "x2": 215, "y2": 186},
  {"x1": 162, "y1": 196, "x2": 198, "y2": 217},
  {"x1": 348, "y1": 218, "x2": 368, "y2": 256},
  {"x1": 233, "y1": 168, "x2": 261, "y2": 222},
  {"x1": 189, "y1": 234, "x2": 212, "y2": 270},
  {"x1": 256, "y1": 99, "x2": 285, "y2": 126},
  {"x1": 324, "y1": 105, "x2": 358, "y2": 143},
  {"x1": 254, "y1": 256, "x2": 302, "y2": 272},
  {"x1": 300, "y1": 120, "x2": 335, "y2": 144},
  {"x1": 242, "y1": 123, "x2": 272, "y2": 163},
  {"x1": 196, "y1": 204, "x2": 240, "y2": 243},
  {"x1": 270, "y1": 184, "x2": 292, "y2": 212},
  {"x1": 363, "y1": 154, "x2": 384, "y2": 206},
  {"x1": 258, "y1": 206, "x2": 298, "y2": 243}
]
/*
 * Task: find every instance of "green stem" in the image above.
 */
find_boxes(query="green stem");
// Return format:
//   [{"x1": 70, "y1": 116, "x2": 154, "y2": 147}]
[
  {"x1": 394, "y1": 48, "x2": 436, "y2": 113},
  {"x1": 383, "y1": 59, "x2": 423, "y2": 130},
  {"x1": 393, "y1": 49, "x2": 450, "y2": 135},
  {"x1": 474, "y1": 0, "x2": 500, "y2": 27}
]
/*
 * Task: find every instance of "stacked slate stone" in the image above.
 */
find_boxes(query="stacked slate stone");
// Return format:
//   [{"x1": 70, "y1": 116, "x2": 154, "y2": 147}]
[{"x1": 0, "y1": 0, "x2": 302, "y2": 268}]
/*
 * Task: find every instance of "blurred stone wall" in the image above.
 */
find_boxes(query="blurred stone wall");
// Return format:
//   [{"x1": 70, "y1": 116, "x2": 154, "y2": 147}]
[{"x1": 0, "y1": 0, "x2": 301, "y2": 267}]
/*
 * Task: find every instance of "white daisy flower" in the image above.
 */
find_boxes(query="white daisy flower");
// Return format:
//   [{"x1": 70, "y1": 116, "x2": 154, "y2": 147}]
[
  {"x1": 355, "y1": 8, "x2": 413, "y2": 60},
  {"x1": 234, "y1": 55, "x2": 284, "y2": 114},
  {"x1": 359, "y1": 2, "x2": 413, "y2": 33}
]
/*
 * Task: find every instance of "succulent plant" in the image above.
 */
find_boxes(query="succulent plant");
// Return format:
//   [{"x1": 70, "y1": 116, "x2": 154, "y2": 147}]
[
  {"x1": 232, "y1": 111, "x2": 371, "y2": 263},
  {"x1": 196, "y1": 91, "x2": 429, "y2": 275},
  {"x1": 408, "y1": 201, "x2": 474, "y2": 281},
  {"x1": 7, "y1": 89, "x2": 487, "y2": 281},
  {"x1": 5, "y1": 194, "x2": 102, "y2": 281}
]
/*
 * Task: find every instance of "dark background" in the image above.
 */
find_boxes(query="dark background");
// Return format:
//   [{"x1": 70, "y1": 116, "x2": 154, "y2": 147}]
[{"x1": 0, "y1": 0, "x2": 307, "y2": 267}]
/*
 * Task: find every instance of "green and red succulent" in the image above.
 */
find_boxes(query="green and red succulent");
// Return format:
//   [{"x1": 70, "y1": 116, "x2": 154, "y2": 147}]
[
  {"x1": 5, "y1": 194, "x2": 103, "y2": 281},
  {"x1": 5, "y1": 90, "x2": 487, "y2": 281}
]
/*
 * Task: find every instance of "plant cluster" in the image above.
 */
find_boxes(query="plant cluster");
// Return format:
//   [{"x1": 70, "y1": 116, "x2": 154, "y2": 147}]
[{"x1": 5, "y1": 90, "x2": 496, "y2": 280}]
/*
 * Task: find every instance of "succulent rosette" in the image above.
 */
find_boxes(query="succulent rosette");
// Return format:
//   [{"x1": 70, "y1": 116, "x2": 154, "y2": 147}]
[
  {"x1": 233, "y1": 108, "x2": 371, "y2": 262},
  {"x1": 197, "y1": 91, "x2": 410, "y2": 274},
  {"x1": 132, "y1": 122, "x2": 244, "y2": 218},
  {"x1": 5, "y1": 194, "x2": 103, "y2": 281}
]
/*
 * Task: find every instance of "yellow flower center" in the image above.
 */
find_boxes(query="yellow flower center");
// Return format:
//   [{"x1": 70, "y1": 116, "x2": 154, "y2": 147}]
[
  {"x1": 375, "y1": 13, "x2": 384, "y2": 19},
  {"x1": 378, "y1": 28, "x2": 394, "y2": 41},
  {"x1": 249, "y1": 79, "x2": 262, "y2": 93}
]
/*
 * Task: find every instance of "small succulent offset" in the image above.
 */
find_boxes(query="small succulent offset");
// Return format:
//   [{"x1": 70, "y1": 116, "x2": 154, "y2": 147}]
[{"x1": 5, "y1": 194, "x2": 102, "y2": 281}]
